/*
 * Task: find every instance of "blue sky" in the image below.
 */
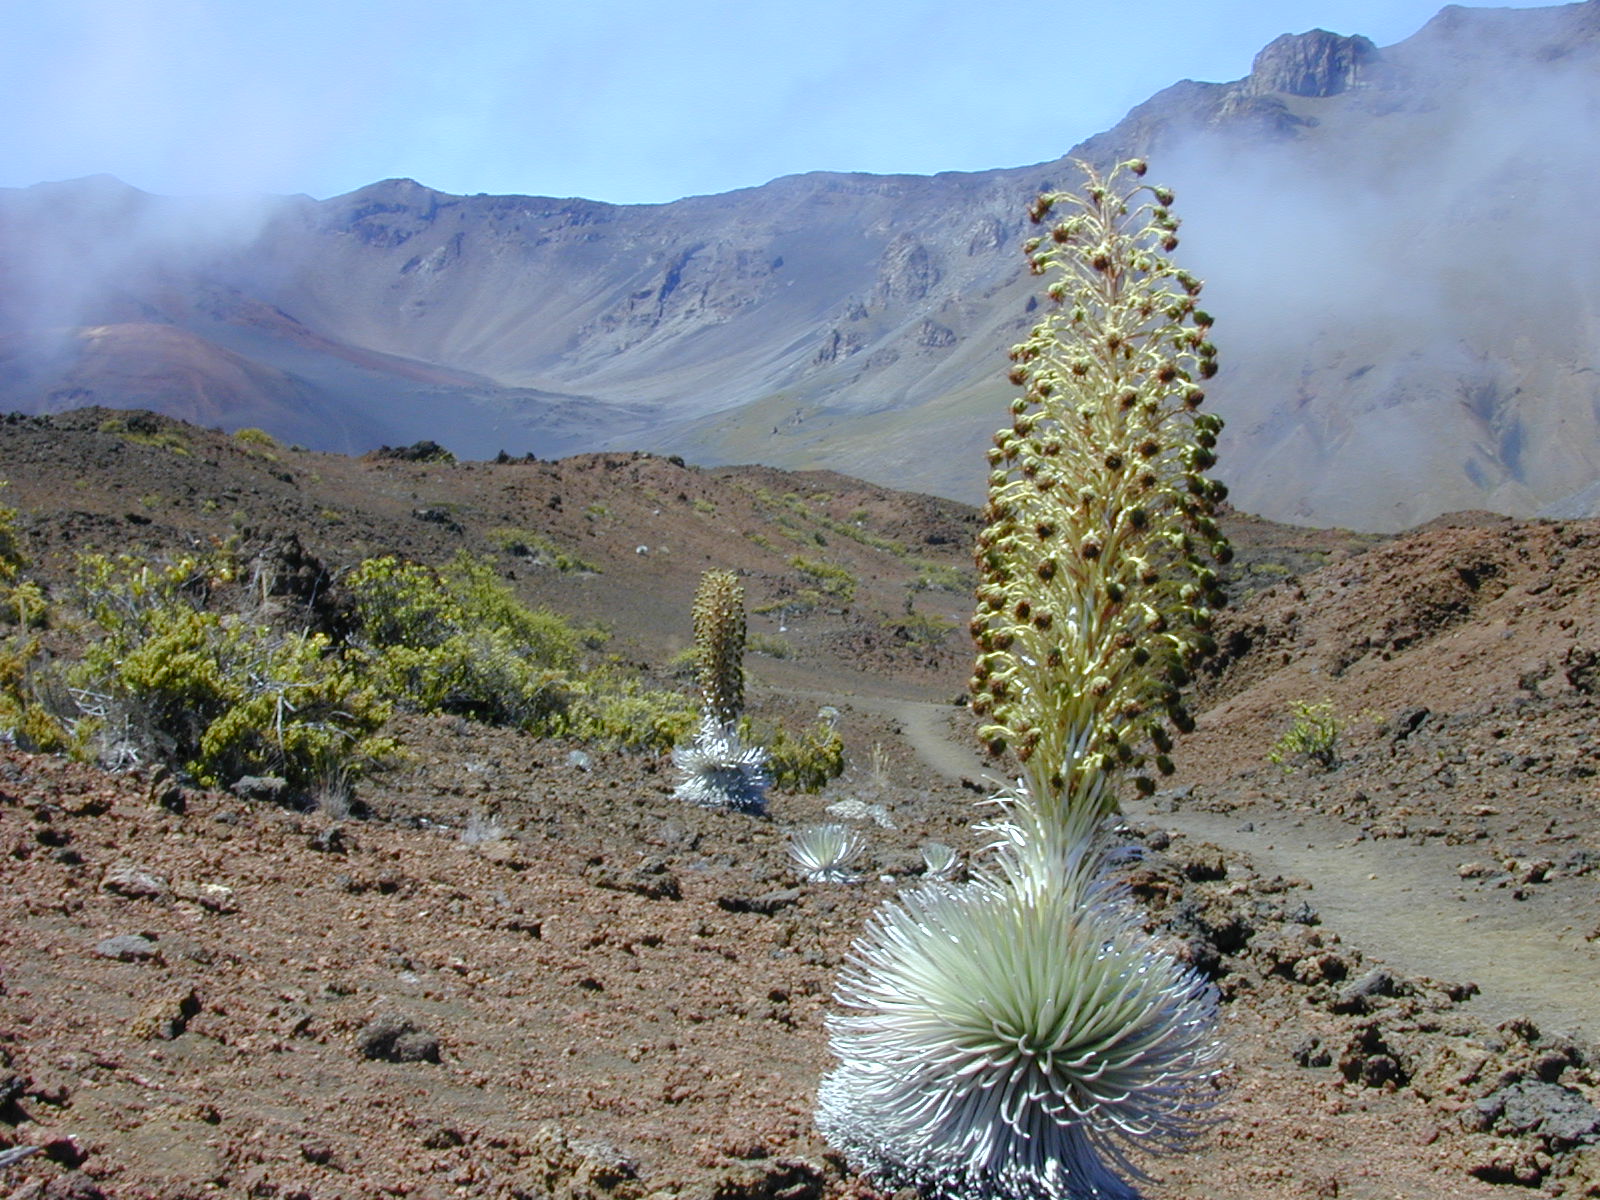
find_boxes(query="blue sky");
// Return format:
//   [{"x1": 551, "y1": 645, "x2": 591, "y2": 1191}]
[{"x1": 0, "y1": 0, "x2": 1563, "y2": 205}]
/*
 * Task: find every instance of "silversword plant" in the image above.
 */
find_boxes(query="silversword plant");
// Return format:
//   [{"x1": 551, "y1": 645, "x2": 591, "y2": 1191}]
[
  {"x1": 817, "y1": 159, "x2": 1228, "y2": 1200},
  {"x1": 918, "y1": 840, "x2": 958, "y2": 881},
  {"x1": 672, "y1": 714, "x2": 771, "y2": 813},
  {"x1": 788, "y1": 822, "x2": 867, "y2": 884},
  {"x1": 673, "y1": 569, "x2": 770, "y2": 812}
]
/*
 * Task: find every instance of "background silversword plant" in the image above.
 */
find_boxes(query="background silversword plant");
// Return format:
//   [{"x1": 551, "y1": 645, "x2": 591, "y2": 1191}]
[
  {"x1": 816, "y1": 159, "x2": 1226, "y2": 1200},
  {"x1": 788, "y1": 822, "x2": 867, "y2": 883},
  {"x1": 919, "y1": 840, "x2": 958, "y2": 880},
  {"x1": 674, "y1": 570, "x2": 769, "y2": 812}
]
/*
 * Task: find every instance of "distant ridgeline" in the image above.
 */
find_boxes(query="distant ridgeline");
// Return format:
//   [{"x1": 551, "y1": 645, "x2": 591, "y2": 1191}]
[{"x1": 2, "y1": 2, "x2": 1599, "y2": 531}]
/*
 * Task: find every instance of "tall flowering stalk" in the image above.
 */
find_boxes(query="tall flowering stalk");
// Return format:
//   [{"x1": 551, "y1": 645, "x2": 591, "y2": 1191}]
[
  {"x1": 691, "y1": 568, "x2": 746, "y2": 726},
  {"x1": 816, "y1": 160, "x2": 1227, "y2": 1200},
  {"x1": 974, "y1": 156, "x2": 1230, "y2": 838}
]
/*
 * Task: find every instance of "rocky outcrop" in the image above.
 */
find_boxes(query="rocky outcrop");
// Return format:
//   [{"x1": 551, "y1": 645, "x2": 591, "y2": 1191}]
[{"x1": 1248, "y1": 30, "x2": 1380, "y2": 97}]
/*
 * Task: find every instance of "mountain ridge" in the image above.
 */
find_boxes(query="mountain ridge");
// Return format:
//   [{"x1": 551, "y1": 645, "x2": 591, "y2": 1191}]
[{"x1": 2, "y1": 1, "x2": 1599, "y2": 531}]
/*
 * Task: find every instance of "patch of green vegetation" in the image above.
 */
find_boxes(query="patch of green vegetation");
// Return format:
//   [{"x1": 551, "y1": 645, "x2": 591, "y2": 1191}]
[
  {"x1": 71, "y1": 551, "x2": 396, "y2": 788},
  {"x1": 790, "y1": 555, "x2": 857, "y2": 604},
  {"x1": 887, "y1": 610, "x2": 957, "y2": 649},
  {"x1": 691, "y1": 498, "x2": 717, "y2": 515},
  {"x1": 488, "y1": 527, "x2": 598, "y2": 574},
  {"x1": 0, "y1": 493, "x2": 68, "y2": 753},
  {"x1": 1268, "y1": 700, "x2": 1341, "y2": 772},
  {"x1": 909, "y1": 559, "x2": 971, "y2": 593},
  {"x1": 98, "y1": 417, "x2": 191, "y2": 456},
  {"x1": 232, "y1": 427, "x2": 281, "y2": 458},
  {"x1": 346, "y1": 553, "x2": 580, "y2": 725},
  {"x1": 745, "y1": 712, "x2": 845, "y2": 793},
  {"x1": 748, "y1": 632, "x2": 793, "y2": 659},
  {"x1": 747, "y1": 486, "x2": 911, "y2": 557},
  {"x1": 347, "y1": 552, "x2": 677, "y2": 749}
]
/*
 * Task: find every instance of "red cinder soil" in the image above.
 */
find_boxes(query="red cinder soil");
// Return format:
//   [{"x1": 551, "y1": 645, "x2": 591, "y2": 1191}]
[{"x1": 2, "y1": 411, "x2": 1600, "y2": 1198}]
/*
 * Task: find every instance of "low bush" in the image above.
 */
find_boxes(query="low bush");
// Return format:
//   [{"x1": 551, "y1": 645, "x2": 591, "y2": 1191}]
[
  {"x1": 1268, "y1": 699, "x2": 1341, "y2": 772},
  {"x1": 347, "y1": 552, "x2": 687, "y2": 750},
  {"x1": 71, "y1": 551, "x2": 395, "y2": 788},
  {"x1": 488, "y1": 527, "x2": 598, "y2": 574},
  {"x1": 751, "y1": 712, "x2": 846, "y2": 793},
  {"x1": 790, "y1": 555, "x2": 857, "y2": 604}
]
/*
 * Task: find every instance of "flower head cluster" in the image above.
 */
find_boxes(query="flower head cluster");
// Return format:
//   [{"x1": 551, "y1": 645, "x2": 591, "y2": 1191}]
[
  {"x1": 691, "y1": 569, "x2": 747, "y2": 726},
  {"x1": 972, "y1": 158, "x2": 1230, "y2": 813}
]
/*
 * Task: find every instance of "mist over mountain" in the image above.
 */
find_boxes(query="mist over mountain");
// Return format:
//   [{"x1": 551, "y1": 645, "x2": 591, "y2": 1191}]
[{"x1": 2, "y1": 1, "x2": 1598, "y2": 531}]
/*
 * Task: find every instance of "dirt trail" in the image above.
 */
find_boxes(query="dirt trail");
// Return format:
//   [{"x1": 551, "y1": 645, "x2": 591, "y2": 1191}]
[
  {"x1": 1131, "y1": 800, "x2": 1600, "y2": 1041},
  {"x1": 774, "y1": 688, "x2": 995, "y2": 784},
  {"x1": 853, "y1": 694, "x2": 1600, "y2": 1044}
]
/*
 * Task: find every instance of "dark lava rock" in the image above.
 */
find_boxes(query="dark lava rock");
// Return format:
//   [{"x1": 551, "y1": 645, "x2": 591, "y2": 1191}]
[
  {"x1": 231, "y1": 775, "x2": 288, "y2": 803},
  {"x1": 586, "y1": 857, "x2": 682, "y2": 901},
  {"x1": 1293, "y1": 1035, "x2": 1333, "y2": 1069},
  {"x1": 718, "y1": 888, "x2": 802, "y2": 916},
  {"x1": 1474, "y1": 1079, "x2": 1600, "y2": 1149},
  {"x1": 1339, "y1": 1022, "x2": 1410, "y2": 1089},
  {"x1": 1330, "y1": 967, "x2": 1405, "y2": 1014},
  {"x1": 356, "y1": 1012, "x2": 441, "y2": 1064}
]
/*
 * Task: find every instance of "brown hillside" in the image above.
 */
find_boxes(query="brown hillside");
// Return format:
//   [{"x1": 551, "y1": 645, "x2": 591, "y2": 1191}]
[{"x1": 1, "y1": 412, "x2": 1599, "y2": 1198}]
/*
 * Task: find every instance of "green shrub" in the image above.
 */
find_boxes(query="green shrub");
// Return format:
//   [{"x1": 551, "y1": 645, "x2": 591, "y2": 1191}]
[
  {"x1": 748, "y1": 713, "x2": 845, "y2": 793},
  {"x1": 565, "y1": 674, "x2": 696, "y2": 751},
  {"x1": 71, "y1": 551, "x2": 394, "y2": 788},
  {"x1": 345, "y1": 552, "x2": 683, "y2": 748},
  {"x1": 488, "y1": 527, "x2": 598, "y2": 574},
  {"x1": 99, "y1": 417, "x2": 190, "y2": 455},
  {"x1": 909, "y1": 560, "x2": 969, "y2": 593},
  {"x1": 0, "y1": 484, "x2": 23, "y2": 582},
  {"x1": 346, "y1": 553, "x2": 580, "y2": 726},
  {"x1": 1268, "y1": 700, "x2": 1341, "y2": 771},
  {"x1": 886, "y1": 610, "x2": 955, "y2": 649},
  {"x1": 748, "y1": 632, "x2": 792, "y2": 659},
  {"x1": 232, "y1": 427, "x2": 281, "y2": 457},
  {"x1": 790, "y1": 555, "x2": 857, "y2": 604}
]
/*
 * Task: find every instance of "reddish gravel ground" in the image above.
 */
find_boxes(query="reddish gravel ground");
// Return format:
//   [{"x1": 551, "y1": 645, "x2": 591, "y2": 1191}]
[{"x1": 2, "y1": 412, "x2": 1600, "y2": 1199}]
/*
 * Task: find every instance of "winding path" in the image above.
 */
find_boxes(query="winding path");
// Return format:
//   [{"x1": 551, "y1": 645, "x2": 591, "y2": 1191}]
[{"x1": 827, "y1": 691, "x2": 1600, "y2": 1043}]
